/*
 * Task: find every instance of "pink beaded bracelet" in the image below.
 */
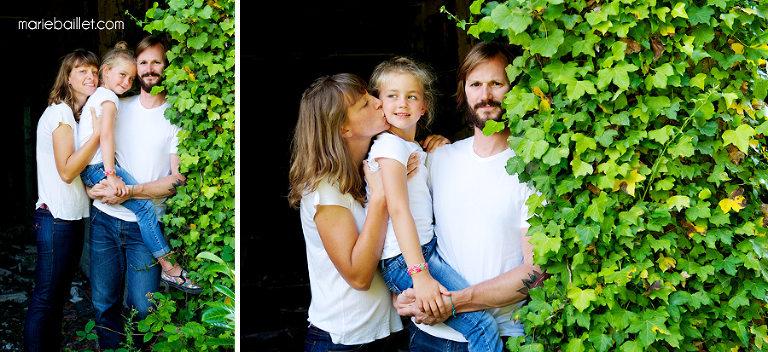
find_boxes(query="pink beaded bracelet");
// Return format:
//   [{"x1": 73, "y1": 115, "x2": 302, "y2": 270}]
[
  {"x1": 104, "y1": 169, "x2": 116, "y2": 176},
  {"x1": 407, "y1": 262, "x2": 429, "y2": 276}
]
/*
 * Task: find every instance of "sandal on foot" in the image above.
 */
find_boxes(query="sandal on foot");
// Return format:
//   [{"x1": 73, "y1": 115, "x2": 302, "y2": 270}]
[{"x1": 161, "y1": 269, "x2": 203, "y2": 294}]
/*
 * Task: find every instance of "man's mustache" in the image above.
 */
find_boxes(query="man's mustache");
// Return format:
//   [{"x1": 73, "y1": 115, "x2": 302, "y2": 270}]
[
  {"x1": 473, "y1": 100, "x2": 501, "y2": 109},
  {"x1": 141, "y1": 73, "x2": 161, "y2": 78}
]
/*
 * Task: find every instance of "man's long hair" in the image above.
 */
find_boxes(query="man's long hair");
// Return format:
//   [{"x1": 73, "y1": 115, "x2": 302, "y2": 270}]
[
  {"x1": 288, "y1": 73, "x2": 369, "y2": 209},
  {"x1": 455, "y1": 41, "x2": 517, "y2": 112}
]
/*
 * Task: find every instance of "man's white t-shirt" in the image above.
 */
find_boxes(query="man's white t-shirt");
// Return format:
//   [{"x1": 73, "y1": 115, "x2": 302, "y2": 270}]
[
  {"x1": 92, "y1": 95, "x2": 180, "y2": 222},
  {"x1": 300, "y1": 178, "x2": 403, "y2": 345},
  {"x1": 366, "y1": 133, "x2": 434, "y2": 259},
  {"x1": 417, "y1": 136, "x2": 538, "y2": 340},
  {"x1": 77, "y1": 87, "x2": 120, "y2": 165}
]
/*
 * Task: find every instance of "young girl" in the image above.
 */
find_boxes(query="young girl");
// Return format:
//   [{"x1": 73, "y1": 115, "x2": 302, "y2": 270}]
[
  {"x1": 367, "y1": 57, "x2": 503, "y2": 352},
  {"x1": 77, "y1": 42, "x2": 201, "y2": 294}
]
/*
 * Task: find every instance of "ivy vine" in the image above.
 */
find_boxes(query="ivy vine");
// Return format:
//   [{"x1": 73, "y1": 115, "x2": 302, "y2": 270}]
[
  {"x1": 128, "y1": 0, "x2": 235, "y2": 349},
  {"x1": 450, "y1": 0, "x2": 768, "y2": 351}
]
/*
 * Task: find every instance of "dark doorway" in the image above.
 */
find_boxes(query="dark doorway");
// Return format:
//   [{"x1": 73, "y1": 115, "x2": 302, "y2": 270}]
[{"x1": 241, "y1": 0, "x2": 475, "y2": 349}]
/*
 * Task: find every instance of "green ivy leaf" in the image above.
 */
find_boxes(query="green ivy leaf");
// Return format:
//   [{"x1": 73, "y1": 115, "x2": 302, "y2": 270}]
[
  {"x1": 597, "y1": 61, "x2": 638, "y2": 90},
  {"x1": 627, "y1": 309, "x2": 670, "y2": 347},
  {"x1": 575, "y1": 224, "x2": 600, "y2": 245},
  {"x1": 530, "y1": 231, "x2": 562, "y2": 258},
  {"x1": 531, "y1": 29, "x2": 565, "y2": 57},
  {"x1": 567, "y1": 286, "x2": 597, "y2": 312},
  {"x1": 722, "y1": 124, "x2": 756, "y2": 153}
]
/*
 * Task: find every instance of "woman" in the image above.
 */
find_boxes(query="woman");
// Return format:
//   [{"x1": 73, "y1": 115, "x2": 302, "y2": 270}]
[
  {"x1": 24, "y1": 49, "x2": 103, "y2": 352},
  {"x1": 288, "y1": 73, "x2": 403, "y2": 351}
]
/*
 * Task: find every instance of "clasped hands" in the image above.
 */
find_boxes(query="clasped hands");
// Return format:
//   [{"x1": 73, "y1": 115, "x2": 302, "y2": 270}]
[
  {"x1": 87, "y1": 178, "x2": 132, "y2": 205},
  {"x1": 394, "y1": 288, "x2": 455, "y2": 326}
]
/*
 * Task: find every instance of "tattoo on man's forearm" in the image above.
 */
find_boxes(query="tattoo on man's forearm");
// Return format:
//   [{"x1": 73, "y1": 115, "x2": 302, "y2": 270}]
[
  {"x1": 517, "y1": 270, "x2": 551, "y2": 296},
  {"x1": 169, "y1": 179, "x2": 186, "y2": 195}
]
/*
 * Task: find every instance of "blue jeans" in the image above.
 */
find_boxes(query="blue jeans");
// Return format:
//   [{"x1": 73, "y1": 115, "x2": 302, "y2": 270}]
[
  {"x1": 409, "y1": 325, "x2": 514, "y2": 352},
  {"x1": 24, "y1": 208, "x2": 84, "y2": 352},
  {"x1": 81, "y1": 162, "x2": 170, "y2": 258},
  {"x1": 89, "y1": 206, "x2": 161, "y2": 349},
  {"x1": 381, "y1": 237, "x2": 503, "y2": 352},
  {"x1": 304, "y1": 325, "x2": 387, "y2": 352}
]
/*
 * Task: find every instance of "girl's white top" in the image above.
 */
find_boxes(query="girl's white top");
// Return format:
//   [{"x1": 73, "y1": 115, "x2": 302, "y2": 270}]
[
  {"x1": 77, "y1": 87, "x2": 119, "y2": 165},
  {"x1": 366, "y1": 132, "x2": 433, "y2": 259},
  {"x1": 299, "y1": 177, "x2": 403, "y2": 345},
  {"x1": 35, "y1": 103, "x2": 90, "y2": 220}
]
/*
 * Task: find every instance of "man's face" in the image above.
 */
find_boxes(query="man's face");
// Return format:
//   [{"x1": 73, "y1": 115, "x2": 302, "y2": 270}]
[
  {"x1": 136, "y1": 44, "x2": 166, "y2": 93},
  {"x1": 464, "y1": 54, "x2": 510, "y2": 129}
]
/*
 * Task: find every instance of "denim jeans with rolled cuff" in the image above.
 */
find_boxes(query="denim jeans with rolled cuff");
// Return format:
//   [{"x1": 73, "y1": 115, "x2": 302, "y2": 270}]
[
  {"x1": 24, "y1": 207, "x2": 84, "y2": 352},
  {"x1": 381, "y1": 237, "x2": 503, "y2": 352},
  {"x1": 81, "y1": 162, "x2": 170, "y2": 258},
  {"x1": 89, "y1": 205, "x2": 161, "y2": 350}
]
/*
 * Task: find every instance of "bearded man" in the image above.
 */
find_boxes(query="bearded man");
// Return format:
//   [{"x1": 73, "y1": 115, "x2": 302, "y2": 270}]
[
  {"x1": 395, "y1": 41, "x2": 545, "y2": 352},
  {"x1": 86, "y1": 35, "x2": 187, "y2": 350}
]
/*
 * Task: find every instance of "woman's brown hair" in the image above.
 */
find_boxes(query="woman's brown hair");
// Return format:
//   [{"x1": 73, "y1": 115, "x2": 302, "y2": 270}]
[
  {"x1": 48, "y1": 49, "x2": 100, "y2": 120},
  {"x1": 288, "y1": 73, "x2": 369, "y2": 209}
]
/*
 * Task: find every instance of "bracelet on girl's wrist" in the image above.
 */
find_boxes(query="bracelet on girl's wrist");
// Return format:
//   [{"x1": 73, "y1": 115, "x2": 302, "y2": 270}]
[
  {"x1": 104, "y1": 169, "x2": 116, "y2": 176},
  {"x1": 407, "y1": 262, "x2": 429, "y2": 276}
]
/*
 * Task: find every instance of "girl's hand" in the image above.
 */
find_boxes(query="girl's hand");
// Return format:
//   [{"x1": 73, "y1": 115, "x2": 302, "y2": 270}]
[
  {"x1": 411, "y1": 272, "x2": 450, "y2": 317},
  {"x1": 419, "y1": 135, "x2": 450, "y2": 153},
  {"x1": 107, "y1": 174, "x2": 127, "y2": 197},
  {"x1": 90, "y1": 107, "x2": 102, "y2": 137}
]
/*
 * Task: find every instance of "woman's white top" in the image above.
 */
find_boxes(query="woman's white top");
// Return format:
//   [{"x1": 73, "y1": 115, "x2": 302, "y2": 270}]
[
  {"x1": 35, "y1": 103, "x2": 90, "y2": 220},
  {"x1": 366, "y1": 132, "x2": 433, "y2": 259},
  {"x1": 299, "y1": 178, "x2": 403, "y2": 345},
  {"x1": 77, "y1": 87, "x2": 120, "y2": 165}
]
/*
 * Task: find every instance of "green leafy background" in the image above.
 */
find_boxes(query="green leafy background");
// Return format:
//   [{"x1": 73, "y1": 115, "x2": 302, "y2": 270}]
[
  {"x1": 457, "y1": 0, "x2": 768, "y2": 350},
  {"x1": 129, "y1": 0, "x2": 235, "y2": 349}
]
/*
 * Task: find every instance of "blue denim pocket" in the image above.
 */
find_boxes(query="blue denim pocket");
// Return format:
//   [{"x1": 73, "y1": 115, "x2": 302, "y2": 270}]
[{"x1": 304, "y1": 325, "x2": 368, "y2": 352}]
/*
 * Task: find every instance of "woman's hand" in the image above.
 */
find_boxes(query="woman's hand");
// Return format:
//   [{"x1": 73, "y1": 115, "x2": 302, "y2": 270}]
[{"x1": 419, "y1": 135, "x2": 450, "y2": 153}]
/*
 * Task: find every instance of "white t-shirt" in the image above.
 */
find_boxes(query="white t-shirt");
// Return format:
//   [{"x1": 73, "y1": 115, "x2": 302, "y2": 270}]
[
  {"x1": 92, "y1": 95, "x2": 180, "y2": 222},
  {"x1": 300, "y1": 178, "x2": 403, "y2": 345},
  {"x1": 366, "y1": 133, "x2": 434, "y2": 259},
  {"x1": 35, "y1": 103, "x2": 90, "y2": 220},
  {"x1": 77, "y1": 87, "x2": 120, "y2": 165},
  {"x1": 417, "y1": 136, "x2": 538, "y2": 340}
]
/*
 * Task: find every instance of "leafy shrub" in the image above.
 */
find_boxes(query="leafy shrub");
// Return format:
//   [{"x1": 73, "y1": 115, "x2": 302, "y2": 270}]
[
  {"x1": 128, "y1": 0, "x2": 235, "y2": 349},
  {"x1": 450, "y1": 0, "x2": 768, "y2": 350}
]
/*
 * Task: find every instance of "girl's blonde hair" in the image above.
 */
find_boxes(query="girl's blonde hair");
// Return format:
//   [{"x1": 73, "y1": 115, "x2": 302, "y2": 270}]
[
  {"x1": 369, "y1": 56, "x2": 437, "y2": 132},
  {"x1": 288, "y1": 73, "x2": 369, "y2": 209},
  {"x1": 48, "y1": 49, "x2": 100, "y2": 121},
  {"x1": 99, "y1": 41, "x2": 135, "y2": 84}
]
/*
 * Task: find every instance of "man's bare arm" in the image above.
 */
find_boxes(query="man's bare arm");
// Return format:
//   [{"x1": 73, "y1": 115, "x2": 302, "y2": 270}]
[
  {"x1": 395, "y1": 228, "x2": 546, "y2": 321},
  {"x1": 130, "y1": 154, "x2": 186, "y2": 200},
  {"x1": 449, "y1": 228, "x2": 543, "y2": 313},
  {"x1": 91, "y1": 154, "x2": 186, "y2": 205}
]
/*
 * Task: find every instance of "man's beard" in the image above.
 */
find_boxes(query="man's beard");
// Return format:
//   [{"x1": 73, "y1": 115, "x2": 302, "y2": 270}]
[
  {"x1": 138, "y1": 73, "x2": 164, "y2": 93},
  {"x1": 467, "y1": 100, "x2": 504, "y2": 129}
]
